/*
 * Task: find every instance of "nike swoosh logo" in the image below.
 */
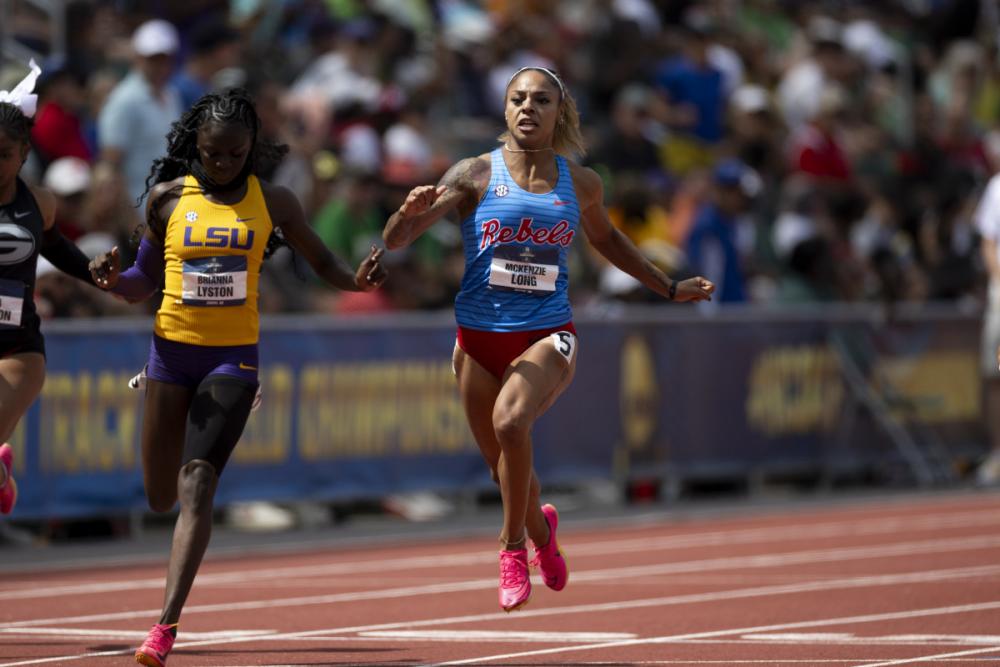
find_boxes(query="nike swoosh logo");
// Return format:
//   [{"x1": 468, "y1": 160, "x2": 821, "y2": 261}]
[
  {"x1": 238, "y1": 363, "x2": 257, "y2": 370},
  {"x1": 13, "y1": 211, "x2": 30, "y2": 219},
  {"x1": 235, "y1": 217, "x2": 255, "y2": 223},
  {"x1": 553, "y1": 200, "x2": 570, "y2": 206}
]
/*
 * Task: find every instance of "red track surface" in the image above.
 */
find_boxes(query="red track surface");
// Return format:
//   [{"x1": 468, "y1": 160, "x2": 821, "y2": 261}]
[{"x1": 3, "y1": 490, "x2": 1000, "y2": 666}]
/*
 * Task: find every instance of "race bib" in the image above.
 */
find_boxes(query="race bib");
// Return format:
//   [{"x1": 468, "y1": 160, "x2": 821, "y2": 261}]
[
  {"x1": 488, "y1": 245, "x2": 559, "y2": 295},
  {"x1": 0, "y1": 278, "x2": 25, "y2": 329},
  {"x1": 550, "y1": 330, "x2": 578, "y2": 365},
  {"x1": 181, "y1": 256, "x2": 247, "y2": 306}
]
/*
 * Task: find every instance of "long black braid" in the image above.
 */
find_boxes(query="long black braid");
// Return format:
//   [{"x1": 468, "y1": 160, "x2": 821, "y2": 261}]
[
  {"x1": 137, "y1": 89, "x2": 289, "y2": 257},
  {"x1": 0, "y1": 102, "x2": 34, "y2": 144}
]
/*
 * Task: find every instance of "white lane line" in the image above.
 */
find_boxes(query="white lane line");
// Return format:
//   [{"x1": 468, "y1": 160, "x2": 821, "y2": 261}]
[
  {"x1": 357, "y1": 631, "x2": 637, "y2": 643},
  {"x1": 5, "y1": 533, "x2": 1000, "y2": 629},
  {"x1": 3, "y1": 565, "x2": 998, "y2": 667},
  {"x1": 854, "y1": 646, "x2": 1000, "y2": 666},
  {"x1": 428, "y1": 600, "x2": 1000, "y2": 665},
  {"x1": 741, "y1": 633, "x2": 1000, "y2": 645},
  {"x1": 0, "y1": 628, "x2": 273, "y2": 641},
  {"x1": 6, "y1": 507, "x2": 1000, "y2": 601},
  {"x1": 213, "y1": 662, "x2": 1000, "y2": 666},
  {"x1": 0, "y1": 629, "x2": 628, "y2": 645}
]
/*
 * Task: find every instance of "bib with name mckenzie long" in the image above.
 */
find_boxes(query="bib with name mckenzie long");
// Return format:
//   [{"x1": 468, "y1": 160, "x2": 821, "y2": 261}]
[
  {"x1": 155, "y1": 174, "x2": 273, "y2": 346},
  {"x1": 455, "y1": 149, "x2": 580, "y2": 332}
]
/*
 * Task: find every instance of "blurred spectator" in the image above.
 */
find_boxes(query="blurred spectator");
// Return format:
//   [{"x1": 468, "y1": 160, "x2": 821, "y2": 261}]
[
  {"x1": 607, "y1": 176, "x2": 675, "y2": 250},
  {"x1": 777, "y1": 15, "x2": 852, "y2": 130},
  {"x1": 654, "y1": 15, "x2": 727, "y2": 173},
  {"x1": 172, "y1": 17, "x2": 243, "y2": 109},
  {"x1": 312, "y1": 168, "x2": 384, "y2": 267},
  {"x1": 589, "y1": 83, "x2": 664, "y2": 182},
  {"x1": 83, "y1": 160, "x2": 145, "y2": 268},
  {"x1": 42, "y1": 157, "x2": 92, "y2": 240},
  {"x1": 35, "y1": 228, "x2": 134, "y2": 322},
  {"x1": 383, "y1": 104, "x2": 437, "y2": 186},
  {"x1": 917, "y1": 170, "x2": 978, "y2": 300},
  {"x1": 685, "y1": 158, "x2": 761, "y2": 303},
  {"x1": 0, "y1": 0, "x2": 996, "y2": 317},
  {"x1": 778, "y1": 236, "x2": 840, "y2": 303},
  {"x1": 81, "y1": 67, "x2": 121, "y2": 159},
  {"x1": 596, "y1": 175, "x2": 685, "y2": 303},
  {"x1": 31, "y1": 61, "x2": 92, "y2": 165},
  {"x1": 288, "y1": 17, "x2": 383, "y2": 142},
  {"x1": 97, "y1": 19, "x2": 183, "y2": 208},
  {"x1": 788, "y1": 84, "x2": 853, "y2": 183},
  {"x1": 726, "y1": 83, "x2": 785, "y2": 178}
]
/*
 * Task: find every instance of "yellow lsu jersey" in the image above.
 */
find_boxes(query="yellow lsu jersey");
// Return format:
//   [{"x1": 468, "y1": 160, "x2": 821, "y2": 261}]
[{"x1": 154, "y1": 174, "x2": 274, "y2": 346}]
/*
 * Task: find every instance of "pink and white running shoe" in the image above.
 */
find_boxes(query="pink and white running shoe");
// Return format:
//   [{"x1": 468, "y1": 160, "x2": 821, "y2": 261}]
[
  {"x1": 0, "y1": 444, "x2": 17, "y2": 515},
  {"x1": 530, "y1": 503, "x2": 568, "y2": 591},
  {"x1": 498, "y1": 548, "x2": 531, "y2": 612},
  {"x1": 135, "y1": 624, "x2": 175, "y2": 667}
]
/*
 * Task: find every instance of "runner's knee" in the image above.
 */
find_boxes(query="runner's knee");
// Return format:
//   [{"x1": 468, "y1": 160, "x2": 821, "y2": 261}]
[
  {"x1": 178, "y1": 460, "x2": 218, "y2": 512},
  {"x1": 493, "y1": 406, "x2": 531, "y2": 446}
]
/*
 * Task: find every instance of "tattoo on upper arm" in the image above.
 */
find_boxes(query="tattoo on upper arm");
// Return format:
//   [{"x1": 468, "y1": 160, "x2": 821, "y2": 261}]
[
  {"x1": 438, "y1": 157, "x2": 489, "y2": 219},
  {"x1": 450, "y1": 158, "x2": 490, "y2": 193}
]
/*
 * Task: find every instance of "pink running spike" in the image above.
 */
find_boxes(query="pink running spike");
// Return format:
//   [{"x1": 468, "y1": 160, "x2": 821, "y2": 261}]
[
  {"x1": 135, "y1": 624, "x2": 176, "y2": 667},
  {"x1": 498, "y1": 548, "x2": 531, "y2": 612},
  {"x1": 530, "y1": 503, "x2": 568, "y2": 591},
  {"x1": 0, "y1": 444, "x2": 17, "y2": 515}
]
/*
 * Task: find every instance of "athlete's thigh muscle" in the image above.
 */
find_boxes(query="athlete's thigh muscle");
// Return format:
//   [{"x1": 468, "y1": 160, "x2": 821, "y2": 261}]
[
  {"x1": 0, "y1": 352, "x2": 45, "y2": 443},
  {"x1": 498, "y1": 330, "x2": 578, "y2": 422},
  {"x1": 142, "y1": 379, "x2": 194, "y2": 499},
  {"x1": 183, "y1": 375, "x2": 256, "y2": 474}
]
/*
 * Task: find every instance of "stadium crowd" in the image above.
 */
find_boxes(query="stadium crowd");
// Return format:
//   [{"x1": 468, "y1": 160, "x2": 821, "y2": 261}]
[{"x1": 1, "y1": 0, "x2": 995, "y2": 317}]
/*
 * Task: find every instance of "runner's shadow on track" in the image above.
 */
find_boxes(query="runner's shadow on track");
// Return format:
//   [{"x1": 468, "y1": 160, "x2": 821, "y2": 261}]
[
  {"x1": 164, "y1": 646, "x2": 411, "y2": 663},
  {"x1": 193, "y1": 647, "x2": 405, "y2": 655},
  {"x1": 87, "y1": 644, "x2": 130, "y2": 651}
]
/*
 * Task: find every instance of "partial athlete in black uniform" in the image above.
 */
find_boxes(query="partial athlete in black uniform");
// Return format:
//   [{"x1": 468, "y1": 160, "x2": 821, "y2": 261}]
[
  {"x1": 0, "y1": 177, "x2": 46, "y2": 358},
  {"x1": 0, "y1": 63, "x2": 113, "y2": 515}
]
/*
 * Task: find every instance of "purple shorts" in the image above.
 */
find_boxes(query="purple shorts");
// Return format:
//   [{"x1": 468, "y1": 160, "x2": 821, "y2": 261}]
[{"x1": 147, "y1": 334, "x2": 259, "y2": 388}]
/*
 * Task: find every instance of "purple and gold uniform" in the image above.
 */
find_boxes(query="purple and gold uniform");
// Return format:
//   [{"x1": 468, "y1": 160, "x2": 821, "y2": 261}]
[
  {"x1": 146, "y1": 174, "x2": 271, "y2": 386},
  {"x1": 156, "y1": 174, "x2": 272, "y2": 346}
]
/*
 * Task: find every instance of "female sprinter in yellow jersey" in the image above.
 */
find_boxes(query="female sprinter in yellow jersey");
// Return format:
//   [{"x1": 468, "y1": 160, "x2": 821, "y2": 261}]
[{"x1": 89, "y1": 89, "x2": 386, "y2": 667}]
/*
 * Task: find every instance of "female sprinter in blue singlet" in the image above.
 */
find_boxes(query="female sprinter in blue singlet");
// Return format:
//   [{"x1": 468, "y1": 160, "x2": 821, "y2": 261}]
[
  {"x1": 89, "y1": 89, "x2": 386, "y2": 667},
  {"x1": 383, "y1": 67, "x2": 714, "y2": 612},
  {"x1": 0, "y1": 62, "x2": 113, "y2": 516}
]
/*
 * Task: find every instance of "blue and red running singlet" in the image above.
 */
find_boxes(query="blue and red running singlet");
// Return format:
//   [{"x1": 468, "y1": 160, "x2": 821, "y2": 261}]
[{"x1": 455, "y1": 149, "x2": 580, "y2": 332}]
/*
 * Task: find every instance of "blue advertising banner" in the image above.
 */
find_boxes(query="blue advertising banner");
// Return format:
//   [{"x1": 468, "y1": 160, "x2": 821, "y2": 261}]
[
  {"x1": 7, "y1": 307, "x2": 987, "y2": 519},
  {"x1": 9, "y1": 314, "x2": 622, "y2": 519},
  {"x1": 613, "y1": 308, "x2": 985, "y2": 487}
]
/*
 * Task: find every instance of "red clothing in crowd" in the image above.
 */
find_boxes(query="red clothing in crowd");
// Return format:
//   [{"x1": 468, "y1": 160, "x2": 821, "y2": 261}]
[
  {"x1": 789, "y1": 124, "x2": 851, "y2": 182},
  {"x1": 31, "y1": 102, "x2": 92, "y2": 163}
]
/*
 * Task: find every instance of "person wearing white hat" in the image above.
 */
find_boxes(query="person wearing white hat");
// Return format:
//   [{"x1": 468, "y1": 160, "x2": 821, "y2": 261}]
[
  {"x1": 43, "y1": 156, "x2": 91, "y2": 197},
  {"x1": 42, "y1": 156, "x2": 92, "y2": 239},
  {"x1": 97, "y1": 19, "x2": 183, "y2": 210}
]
